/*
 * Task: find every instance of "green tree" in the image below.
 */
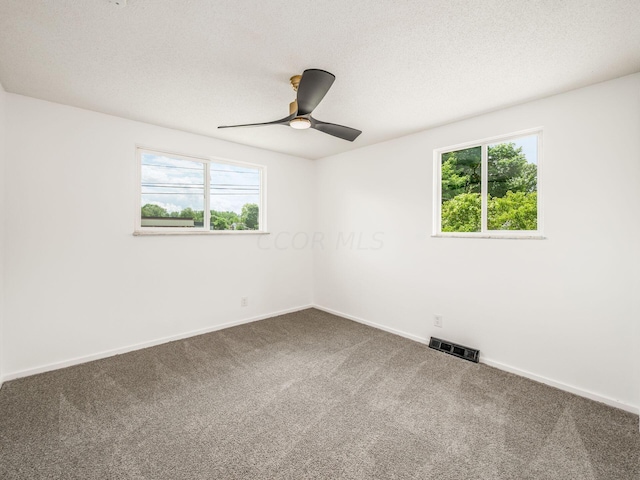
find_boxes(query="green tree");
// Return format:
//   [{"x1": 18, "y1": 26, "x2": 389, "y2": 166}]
[
  {"x1": 210, "y1": 210, "x2": 241, "y2": 230},
  {"x1": 506, "y1": 162, "x2": 537, "y2": 194},
  {"x1": 441, "y1": 193, "x2": 481, "y2": 232},
  {"x1": 488, "y1": 143, "x2": 537, "y2": 197},
  {"x1": 441, "y1": 158, "x2": 471, "y2": 201},
  {"x1": 179, "y1": 207, "x2": 195, "y2": 219},
  {"x1": 441, "y1": 146, "x2": 481, "y2": 200},
  {"x1": 488, "y1": 192, "x2": 537, "y2": 231},
  {"x1": 210, "y1": 214, "x2": 231, "y2": 230},
  {"x1": 141, "y1": 204, "x2": 168, "y2": 217},
  {"x1": 241, "y1": 203, "x2": 259, "y2": 230}
]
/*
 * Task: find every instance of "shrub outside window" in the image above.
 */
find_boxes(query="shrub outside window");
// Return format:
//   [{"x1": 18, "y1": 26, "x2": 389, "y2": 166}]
[
  {"x1": 433, "y1": 130, "x2": 542, "y2": 238},
  {"x1": 136, "y1": 147, "x2": 265, "y2": 234}
]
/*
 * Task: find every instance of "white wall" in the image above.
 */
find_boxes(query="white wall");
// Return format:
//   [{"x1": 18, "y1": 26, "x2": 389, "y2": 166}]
[
  {"x1": 0, "y1": 82, "x2": 6, "y2": 387},
  {"x1": 3, "y1": 94, "x2": 314, "y2": 377},
  {"x1": 2, "y1": 74, "x2": 639, "y2": 413},
  {"x1": 314, "y1": 73, "x2": 640, "y2": 411}
]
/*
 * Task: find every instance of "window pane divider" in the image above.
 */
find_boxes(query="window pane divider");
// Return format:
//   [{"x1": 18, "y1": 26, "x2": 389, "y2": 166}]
[
  {"x1": 204, "y1": 162, "x2": 211, "y2": 231},
  {"x1": 480, "y1": 144, "x2": 488, "y2": 233}
]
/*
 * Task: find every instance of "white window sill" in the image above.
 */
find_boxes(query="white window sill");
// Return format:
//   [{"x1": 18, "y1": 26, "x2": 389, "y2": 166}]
[
  {"x1": 134, "y1": 230, "x2": 270, "y2": 236},
  {"x1": 432, "y1": 234, "x2": 546, "y2": 240}
]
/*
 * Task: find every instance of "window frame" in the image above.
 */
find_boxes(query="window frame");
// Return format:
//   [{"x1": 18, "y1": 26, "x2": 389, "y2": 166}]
[
  {"x1": 134, "y1": 146, "x2": 267, "y2": 235},
  {"x1": 432, "y1": 128, "x2": 544, "y2": 239}
]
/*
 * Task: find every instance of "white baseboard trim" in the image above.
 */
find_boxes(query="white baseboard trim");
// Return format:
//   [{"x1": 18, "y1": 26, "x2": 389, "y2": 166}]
[
  {"x1": 312, "y1": 304, "x2": 639, "y2": 416},
  {"x1": 2, "y1": 304, "x2": 313, "y2": 383},
  {"x1": 479, "y1": 356, "x2": 638, "y2": 415},
  {"x1": 313, "y1": 304, "x2": 429, "y2": 345}
]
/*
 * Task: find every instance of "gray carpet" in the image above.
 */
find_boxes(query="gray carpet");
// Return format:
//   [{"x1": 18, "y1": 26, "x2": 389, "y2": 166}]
[{"x1": 0, "y1": 308, "x2": 638, "y2": 479}]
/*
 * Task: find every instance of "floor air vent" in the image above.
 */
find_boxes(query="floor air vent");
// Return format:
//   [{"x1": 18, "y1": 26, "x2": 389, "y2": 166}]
[{"x1": 429, "y1": 337, "x2": 479, "y2": 363}]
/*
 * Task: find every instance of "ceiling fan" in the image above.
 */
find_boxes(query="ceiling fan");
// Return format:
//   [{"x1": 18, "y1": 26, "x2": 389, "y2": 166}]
[{"x1": 218, "y1": 69, "x2": 362, "y2": 142}]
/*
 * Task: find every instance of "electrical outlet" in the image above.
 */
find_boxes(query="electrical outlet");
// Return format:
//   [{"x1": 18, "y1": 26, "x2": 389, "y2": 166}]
[
  {"x1": 240, "y1": 297, "x2": 248, "y2": 307},
  {"x1": 434, "y1": 314, "x2": 443, "y2": 328}
]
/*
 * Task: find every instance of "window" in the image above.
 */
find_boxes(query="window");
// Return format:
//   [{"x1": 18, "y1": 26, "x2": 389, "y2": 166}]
[
  {"x1": 434, "y1": 129, "x2": 542, "y2": 237},
  {"x1": 136, "y1": 148, "x2": 265, "y2": 234}
]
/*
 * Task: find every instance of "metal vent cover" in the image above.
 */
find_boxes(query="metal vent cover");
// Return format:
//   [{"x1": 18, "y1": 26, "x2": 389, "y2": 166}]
[{"x1": 428, "y1": 337, "x2": 479, "y2": 363}]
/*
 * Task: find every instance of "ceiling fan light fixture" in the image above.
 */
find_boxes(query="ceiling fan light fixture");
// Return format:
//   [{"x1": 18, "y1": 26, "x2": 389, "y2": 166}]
[{"x1": 289, "y1": 117, "x2": 311, "y2": 130}]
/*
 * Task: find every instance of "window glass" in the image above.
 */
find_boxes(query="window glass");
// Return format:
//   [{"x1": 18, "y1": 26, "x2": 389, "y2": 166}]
[
  {"x1": 487, "y1": 136, "x2": 538, "y2": 231},
  {"x1": 441, "y1": 146, "x2": 481, "y2": 233},
  {"x1": 140, "y1": 153, "x2": 205, "y2": 228},
  {"x1": 210, "y1": 162, "x2": 261, "y2": 231}
]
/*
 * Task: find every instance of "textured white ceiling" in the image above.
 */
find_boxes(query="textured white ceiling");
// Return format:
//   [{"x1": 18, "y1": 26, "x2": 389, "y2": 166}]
[{"x1": 0, "y1": 0, "x2": 639, "y2": 159}]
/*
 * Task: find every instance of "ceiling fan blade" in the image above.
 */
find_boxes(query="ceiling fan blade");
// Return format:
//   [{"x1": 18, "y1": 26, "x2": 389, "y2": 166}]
[
  {"x1": 218, "y1": 113, "x2": 295, "y2": 129},
  {"x1": 296, "y1": 69, "x2": 335, "y2": 116},
  {"x1": 310, "y1": 118, "x2": 362, "y2": 142}
]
